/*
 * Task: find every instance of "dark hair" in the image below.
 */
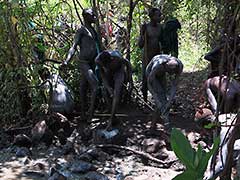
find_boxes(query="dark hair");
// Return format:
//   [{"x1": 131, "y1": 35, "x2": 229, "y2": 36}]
[
  {"x1": 148, "y1": 8, "x2": 161, "y2": 18},
  {"x1": 82, "y1": 8, "x2": 93, "y2": 17},
  {"x1": 100, "y1": 50, "x2": 111, "y2": 61}
]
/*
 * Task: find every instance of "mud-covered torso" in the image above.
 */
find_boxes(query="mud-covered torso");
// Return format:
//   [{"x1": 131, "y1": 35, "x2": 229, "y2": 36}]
[
  {"x1": 145, "y1": 23, "x2": 163, "y2": 61},
  {"x1": 76, "y1": 26, "x2": 99, "y2": 62}
]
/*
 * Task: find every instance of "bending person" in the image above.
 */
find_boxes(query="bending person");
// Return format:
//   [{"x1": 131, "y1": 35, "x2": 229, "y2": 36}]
[
  {"x1": 95, "y1": 50, "x2": 133, "y2": 129},
  {"x1": 146, "y1": 54, "x2": 183, "y2": 130}
]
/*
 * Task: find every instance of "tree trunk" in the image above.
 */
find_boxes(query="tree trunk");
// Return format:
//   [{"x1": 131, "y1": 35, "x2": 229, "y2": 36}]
[{"x1": 126, "y1": 0, "x2": 139, "y2": 61}]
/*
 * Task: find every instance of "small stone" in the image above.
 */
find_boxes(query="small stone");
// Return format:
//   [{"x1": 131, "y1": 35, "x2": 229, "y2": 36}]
[
  {"x1": 16, "y1": 147, "x2": 31, "y2": 157},
  {"x1": 70, "y1": 160, "x2": 96, "y2": 173},
  {"x1": 142, "y1": 138, "x2": 165, "y2": 153},
  {"x1": 48, "y1": 172, "x2": 67, "y2": 180},
  {"x1": 13, "y1": 134, "x2": 32, "y2": 148},
  {"x1": 84, "y1": 171, "x2": 109, "y2": 180}
]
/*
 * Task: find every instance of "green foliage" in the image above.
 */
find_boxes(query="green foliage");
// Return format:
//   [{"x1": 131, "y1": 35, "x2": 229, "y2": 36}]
[
  {"x1": 171, "y1": 128, "x2": 220, "y2": 180},
  {"x1": 0, "y1": 0, "x2": 237, "y2": 124}
]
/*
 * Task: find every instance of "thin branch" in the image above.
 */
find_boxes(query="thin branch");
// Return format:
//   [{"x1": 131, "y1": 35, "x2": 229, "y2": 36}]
[
  {"x1": 96, "y1": 144, "x2": 175, "y2": 168},
  {"x1": 72, "y1": 0, "x2": 83, "y2": 25}
]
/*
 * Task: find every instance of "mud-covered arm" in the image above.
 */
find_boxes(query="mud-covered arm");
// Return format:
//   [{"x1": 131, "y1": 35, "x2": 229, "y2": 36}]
[
  {"x1": 205, "y1": 79, "x2": 217, "y2": 114},
  {"x1": 96, "y1": 59, "x2": 113, "y2": 96},
  {"x1": 163, "y1": 63, "x2": 183, "y2": 113},
  {"x1": 63, "y1": 29, "x2": 82, "y2": 65}
]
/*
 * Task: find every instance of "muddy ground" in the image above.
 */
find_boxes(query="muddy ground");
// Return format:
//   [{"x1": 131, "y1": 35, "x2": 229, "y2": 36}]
[{"x1": 0, "y1": 68, "x2": 208, "y2": 180}]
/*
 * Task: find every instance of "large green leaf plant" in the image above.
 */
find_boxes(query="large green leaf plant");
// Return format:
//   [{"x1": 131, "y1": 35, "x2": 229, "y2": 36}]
[{"x1": 171, "y1": 128, "x2": 220, "y2": 180}]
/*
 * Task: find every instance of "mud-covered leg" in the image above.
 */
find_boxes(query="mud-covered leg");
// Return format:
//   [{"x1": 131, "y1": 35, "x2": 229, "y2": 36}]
[
  {"x1": 107, "y1": 69, "x2": 124, "y2": 130},
  {"x1": 80, "y1": 63, "x2": 98, "y2": 123},
  {"x1": 151, "y1": 77, "x2": 169, "y2": 130},
  {"x1": 79, "y1": 76, "x2": 88, "y2": 121}
]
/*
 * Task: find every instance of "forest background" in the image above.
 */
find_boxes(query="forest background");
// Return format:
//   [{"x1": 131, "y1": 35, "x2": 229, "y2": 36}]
[{"x1": 0, "y1": 0, "x2": 239, "y2": 125}]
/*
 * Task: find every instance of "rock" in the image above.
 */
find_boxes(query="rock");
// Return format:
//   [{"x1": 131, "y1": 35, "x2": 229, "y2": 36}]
[
  {"x1": 31, "y1": 120, "x2": 54, "y2": 146},
  {"x1": 154, "y1": 151, "x2": 168, "y2": 160},
  {"x1": 23, "y1": 170, "x2": 45, "y2": 178},
  {"x1": 141, "y1": 138, "x2": 165, "y2": 153},
  {"x1": 23, "y1": 157, "x2": 31, "y2": 165},
  {"x1": 84, "y1": 171, "x2": 109, "y2": 180},
  {"x1": 198, "y1": 140, "x2": 208, "y2": 149},
  {"x1": 16, "y1": 147, "x2": 31, "y2": 157},
  {"x1": 93, "y1": 129, "x2": 121, "y2": 144},
  {"x1": 48, "y1": 172, "x2": 67, "y2": 180},
  {"x1": 57, "y1": 129, "x2": 67, "y2": 145},
  {"x1": 13, "y1": 134, "x2": 32, "y2": 148},
  {"x1": 70, "y1": 160, "x2": 96, "y2": 173},
  {"x1": 31, "y1": 120, "x2": 48, "y2": 141},
  {"x1": 47, "y1": 112, "x2": 73, "y2": 138},
  {"x1": 170, "y1": 160, "x2": 185, "y2": 171},
  {"x1": 62, "y1": 141, "x2": 75, "y2": 155},
  {"x1": 34, "y1": 162, "x2": 46, "y2": 170},
  {"x1": 84, "y1": 148, "x2": 110, "y2": 162}
]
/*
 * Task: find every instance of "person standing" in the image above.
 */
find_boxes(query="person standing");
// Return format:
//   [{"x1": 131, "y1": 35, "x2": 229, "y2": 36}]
[
  {"x1": 62, "y1": 8, "x2": 101, "y2": 122},
  {"x1": 138, "y1": 7, "x2": 164, "y2": 102}
]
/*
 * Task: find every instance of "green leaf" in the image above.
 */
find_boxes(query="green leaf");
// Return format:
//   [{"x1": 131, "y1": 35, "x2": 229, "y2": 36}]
[
  {"x1": 204, "y1": 122, "x2": 217, "y2": 129},
  {"x1": 194, "y1": 144, "x2": 203, "y2": 167},
  {"x1": 170, "y1": 128, "x2": 195, "y2": 170},
  {"x1": 197, "y1": 137, "x2": 220, "y2": 174}
]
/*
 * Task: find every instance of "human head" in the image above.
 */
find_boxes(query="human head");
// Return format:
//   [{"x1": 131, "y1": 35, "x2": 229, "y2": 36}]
[
  {"x1": 82, "y1": 8, "x2": 96, "y2": 24},
  {"x1": 194, "y1": 107, "x2": 215, "y2": 134},
  {"x1": 148, "y1": 8, "x2": 161, "y2": 23},
  {"x1": 99, "y1": 50, "x2": 111, "y2": 64},
  {"x1": 166, "y1": 58, "x2": 179, "y2": 74}
]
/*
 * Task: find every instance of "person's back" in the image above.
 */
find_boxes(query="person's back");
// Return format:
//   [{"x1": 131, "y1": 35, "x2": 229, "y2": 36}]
[
  {"x1": 49, "y1": 74, "x2": 74, "y2": 114},
  {"x1": 146, "y1": 54, "x2": 183, "y2": 130},
  {"x1": 204, "y1": 76, "x2": 240, "y2": 114},
  {"x1": 162, "y1": 18, "x2": 181, "y2": 58},
  {"x1": 95, "y1": 50, "x2": 133, "y2": 129}
]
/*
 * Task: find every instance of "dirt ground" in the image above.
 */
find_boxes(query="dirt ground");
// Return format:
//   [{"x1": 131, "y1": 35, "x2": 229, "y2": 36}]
[{"x1": 0, "y1": 68, "x2": 208, "y2": 180}]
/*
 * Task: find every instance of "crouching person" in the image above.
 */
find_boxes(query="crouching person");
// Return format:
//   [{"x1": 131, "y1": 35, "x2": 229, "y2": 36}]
[
  {"x1": 39, "y1": 68, "x2": 74, "y2": 116},
  {"x1": 146, "y1": 54, "x2": 183, "y2": 131},
  {"x1": 195, "y1": 110, "x2": 240, "y2": 180},
  {"x1": 95, "y1": 50, "x2": 133, "y2": 130}
]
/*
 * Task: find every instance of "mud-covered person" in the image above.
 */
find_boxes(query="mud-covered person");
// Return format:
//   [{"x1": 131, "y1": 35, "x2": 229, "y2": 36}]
[
  {"x1": 95, "y1": 50, "x2": 133, "y2": 130},
  {"x1": 146, "y1": 54, "x2": 183, "y2": 132},
  {"x1": 138, "y1": 7, "x2": 164, "y2": 102},
  {"x1": 204, "y1": 75, "x2": 240, "y2": 115},
  {"x1": 61, "y1": 8, "x2": 101, "y2": 122},
  {"x1": 38, "y1": 67, "x2": 74, "y2": 116}
]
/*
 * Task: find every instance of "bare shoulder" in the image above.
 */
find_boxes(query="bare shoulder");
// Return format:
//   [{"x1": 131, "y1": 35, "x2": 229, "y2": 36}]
[
  {"x1": 76, "y1": 26, "x2": 88, "y2": 35},
  {"x1": 152, "y1": 54, "x2": 170, "y2": 63}
]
